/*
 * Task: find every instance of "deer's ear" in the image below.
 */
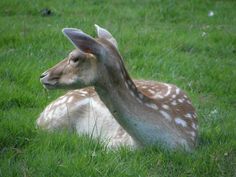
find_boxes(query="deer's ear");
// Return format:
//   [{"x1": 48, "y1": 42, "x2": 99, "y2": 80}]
[
  {"x1": 62, "y1": 28, "x2": 103, "y2": 56},
  {"x1": 95, "y1": 24, "x2": 118, "y2": 49}
]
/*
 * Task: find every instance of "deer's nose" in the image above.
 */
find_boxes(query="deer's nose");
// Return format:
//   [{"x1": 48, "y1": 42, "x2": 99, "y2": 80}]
[{"x1": 40, "y1": 71, "x2": 49, "y2": 79}]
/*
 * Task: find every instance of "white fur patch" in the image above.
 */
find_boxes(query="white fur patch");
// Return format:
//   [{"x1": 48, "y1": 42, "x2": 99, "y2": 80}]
[
  {"x1": 53, "y1": 96, "x2": 68, "y2": 106},
  {"x1": 185, "y1": 113, "x2": 192, "y2": 119},
  {"x1": 75, "y1": 97, "x2": 134, "y2": 146},
  {"x1": 78, "y1": 90, "x2": 88, "y2": 94},
  {"x1": 171, "y1": 100, "x2": 177, "y2": 106},
  {"x1": 148, "y1": 89, "x2": 156, "y2": 95},
  {"x1": 74, "y1": 98, "x2": 90, "y2": 107},
  {"x1": 175, "y1": 118, "x2": 187, "y2": 127},
  {"x1": 154, "y1": 94, "x2": 164, "y2": 99},
  {"x1": 67, "y1": 96, "x2": 74, "y2": 103},
  {"x1": 192, "y1": 122, "x2": 197, "y2": 130},
  {"x1": 80, "y1": 93, "x2": 87, "y2": 97},
  {"x1": 186, "y1": 100, "x2": 191, "y2": 105},
  {"x1": 160, "y1": 110, "x2": 171, "y2": 121},
  {"x1": 162, "y1": 104, "x2": 170, "y2": 110},
  {"x1": 176, "y1": 88, "x2": 180, "y2": 94},
  {"x1": 163, "y1": 84, "x2": 171, "y2": 97},
  {"x1": 141, "y1": 86, "x2": 147, "y2": 89},
  {"x1": 145, "y1": 103, "x2": 159, "y2": 110},
  {"x1": 189, "y1": 131, "x2": 196, "y2": 137}
]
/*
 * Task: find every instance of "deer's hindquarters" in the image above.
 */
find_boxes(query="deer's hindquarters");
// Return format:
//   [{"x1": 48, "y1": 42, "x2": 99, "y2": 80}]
[{"x1": 36, "y1": 88, "x2": 135, "y2": 148}]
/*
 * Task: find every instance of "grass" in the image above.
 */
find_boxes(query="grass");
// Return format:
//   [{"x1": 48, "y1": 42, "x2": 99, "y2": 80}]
[{"x1": 0, "y1": 0, "x2": 236, "y2": 176}]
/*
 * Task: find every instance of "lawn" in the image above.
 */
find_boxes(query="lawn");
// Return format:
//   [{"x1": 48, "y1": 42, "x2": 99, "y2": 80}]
[{"x1": 0, "y1": 0, "x2": 236, "y2": 176}]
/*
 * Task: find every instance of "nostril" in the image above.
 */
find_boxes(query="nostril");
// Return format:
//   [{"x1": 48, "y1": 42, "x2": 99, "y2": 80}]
[{"x1": 40, "y1": 71, "x2": 48, "y2": 79}]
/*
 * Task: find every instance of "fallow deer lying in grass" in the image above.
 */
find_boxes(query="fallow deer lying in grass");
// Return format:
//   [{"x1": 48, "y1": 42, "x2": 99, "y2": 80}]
[{"x1": 38, "y1": 25, "x2": 198, "y2": 151}]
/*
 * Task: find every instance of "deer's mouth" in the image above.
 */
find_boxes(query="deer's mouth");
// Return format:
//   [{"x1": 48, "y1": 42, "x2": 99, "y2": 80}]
[
  {"x1": 41, "y1": 81, "x2": 58, "y2": 89},
  {"x1": 40, "y1": 71, "x2": 60, "y2": 89},
  {"x1": 43, "y1": 82, "x2": 57, "y2": 89},
  {"x1": 40, "y1": 76, "x2": 59, "y2": 90}
]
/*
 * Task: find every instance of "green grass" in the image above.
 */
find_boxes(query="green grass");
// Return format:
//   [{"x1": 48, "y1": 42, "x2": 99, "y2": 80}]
[{"x1": 1, "y1": 0, "x2": 236, "y2": 176}]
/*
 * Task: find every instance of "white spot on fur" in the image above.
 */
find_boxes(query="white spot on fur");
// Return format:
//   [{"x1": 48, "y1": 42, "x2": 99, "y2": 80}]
[
  {"x1": 78, "y1": 90, "x2": 88, "y2": 95},
  {"x1": 80, "y1": 93, "x2": 87, "y2": 97},
  {"x1": 192, "y1": 122, "x2": 197, "y2": 130},
  {"x1": 175, "y1": 118, "x2": 187, "y2": 127},
  {"x1": 53, "y1": 96, "x2": 68, "y2": 106},
  {"x1": 190, "y1": 131, "x2": 196, "y2": 137},
  {"x1": 176, "y1": 88, "x2": 180, "y2": 95},
  {"x1": 141, "y1": 86, "x2": 147, "y2": 89},
  {"x1": 185, "y1": 113, "x2": 192, "y2": 119},
  {"x1": 163, "y1": 84, "x2": 171, "y2": 97},
  {"x1": 171, "y1": 100, "x2": 177, "y2": 106},
  {"x1": 154, "y1": 94, "x2": 164, "y2": 99},
  {"x1": 145, "y1": 103, "x2": 158, "y2": 110},
  {"x1": 160, "y1": 110, "x2": 171, "y2": 121},
  {"x1": 148, "y1": 89, "x2": 155, "y2": 95},
  {"x1": 172, "y1": 94, "x2": 176, "y2": 98},
  {"x1": 186, "y1": 100, "x2": 191, "y2": 105},
  {"x1": 67, "y1": 97, "x2": 73, "y2": 103},
  {"x1": 178, "y1": 99, "x2": 184, "y2": 103},
  {"x1": 162, "y1": 104, "x2": 170, "y2": 110}
]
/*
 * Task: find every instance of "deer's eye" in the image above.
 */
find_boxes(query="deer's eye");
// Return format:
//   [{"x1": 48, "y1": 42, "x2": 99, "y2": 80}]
[{"x1": 71, "y1": 57, "x2": 79, "y2": 63}]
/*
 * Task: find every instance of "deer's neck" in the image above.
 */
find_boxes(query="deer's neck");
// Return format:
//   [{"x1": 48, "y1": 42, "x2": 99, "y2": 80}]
[{"x1": 94, "y1": 60, "x2": 162, "y2": 145}]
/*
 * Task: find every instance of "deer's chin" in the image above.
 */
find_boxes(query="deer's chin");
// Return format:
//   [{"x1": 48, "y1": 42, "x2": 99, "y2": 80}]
[
  {"x1": 46, "y1": 82, "x2": 85, "y2": 90},
  {"x1": 42, "y1": 82, "x2": 58, "y2": 90}
]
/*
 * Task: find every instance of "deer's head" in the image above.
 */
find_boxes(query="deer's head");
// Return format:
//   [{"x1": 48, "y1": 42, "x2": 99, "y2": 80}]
[{"x1": 40, "y1": 25, "x2": 121, "y2": 90}]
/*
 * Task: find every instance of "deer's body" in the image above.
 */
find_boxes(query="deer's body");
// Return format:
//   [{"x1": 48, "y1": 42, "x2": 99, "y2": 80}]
[
  {"x1": 37, "y1": 87, "x2": 135, "y2": 147},
  {"x1": 38, "y1": 25, "x2": 198, "y2": 151}
]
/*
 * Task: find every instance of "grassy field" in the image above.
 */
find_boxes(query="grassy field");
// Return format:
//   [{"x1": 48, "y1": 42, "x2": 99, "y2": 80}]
[{"x1": 0, "y1": 0, "x2": 236, "y2": 176}]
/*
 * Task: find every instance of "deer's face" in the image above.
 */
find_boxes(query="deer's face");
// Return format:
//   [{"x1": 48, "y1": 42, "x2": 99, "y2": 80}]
[
  {"x1": 40, "y1": 25, "x2": 119, "y2": 90},
  {"x1": 40, "y1": 49, "x2": 98, "y2": 89}
]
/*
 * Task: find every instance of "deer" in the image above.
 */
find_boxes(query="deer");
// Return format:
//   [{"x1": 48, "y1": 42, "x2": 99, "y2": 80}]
[
  {"x1": 37, "y1": 80, "x2": 182, "y2": 148},
  {"x1": 39, "y1": 24, "x2": 198, "y2": 151}
]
